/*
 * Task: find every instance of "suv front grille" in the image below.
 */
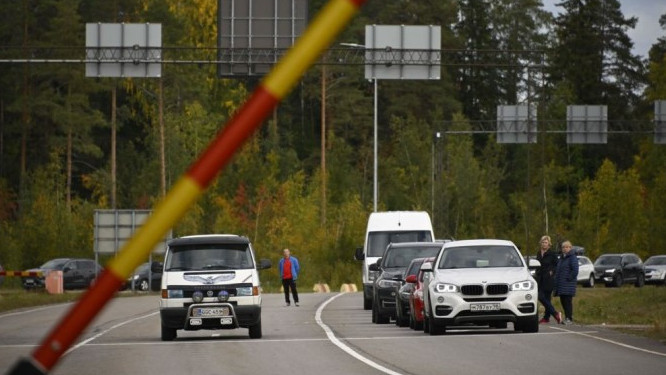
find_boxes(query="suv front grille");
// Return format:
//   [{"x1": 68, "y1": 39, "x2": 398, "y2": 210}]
[
  {"x1": 486, "y1": 284, "x2": 508, "y2": 295},
  {"x1": 461, "y1": 285, "x2": 483, "y2": 295},
  {"x1": 461, "y1": 284, "x2": 509, "y2": 296}
]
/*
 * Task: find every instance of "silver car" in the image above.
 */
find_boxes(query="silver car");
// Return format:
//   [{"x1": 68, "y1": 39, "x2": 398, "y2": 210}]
[{"x1": 644, "y1": 255, "x2": 666, "y2": 285}]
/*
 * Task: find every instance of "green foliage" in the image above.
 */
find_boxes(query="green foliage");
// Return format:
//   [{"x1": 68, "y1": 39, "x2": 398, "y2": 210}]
[{"x1": 2, "y1": 0, "x2": 666, "y2": 288}]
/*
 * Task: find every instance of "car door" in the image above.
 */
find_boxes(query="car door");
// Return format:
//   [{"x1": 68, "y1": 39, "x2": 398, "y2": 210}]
[
  {"x1": 622, "y1": 255, "x2": 636, "y2": 281},
  {"x1": 62, "y1": 260, "x2": 79, "y2": 289}
]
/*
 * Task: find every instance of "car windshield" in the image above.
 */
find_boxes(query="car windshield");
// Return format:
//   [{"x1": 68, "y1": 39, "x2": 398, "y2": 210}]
[
  {"x1": 39, "y1": 259, "x2": 69, "y2": 270},
  {"x1": 595, "y1": 255, "x2": 622, "y2": 266},
  {"x1": 367, "y1": 231, "x2": 433, "y2": 257},
  {"x1": 382, "y1": 245, "x2": 441, "y2": 268},
  {"x1": 645, "y1": 257, "x2": 666, "y2": 266},
  {"x1": 165, "y1": 243, "x2": 254, "y2": 271},
  {"x1": 438, "y1": 245, "x2": 523, "y2": 269}
]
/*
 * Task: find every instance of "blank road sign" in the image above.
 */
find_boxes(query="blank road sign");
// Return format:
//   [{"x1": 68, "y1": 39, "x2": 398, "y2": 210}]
[{"x1": 567, "y1": 105, "x2": 607, "y2": 144}]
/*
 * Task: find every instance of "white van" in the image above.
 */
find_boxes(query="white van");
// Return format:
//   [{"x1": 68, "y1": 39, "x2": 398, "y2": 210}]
[
  {"x1": 354, "y1": 211, "x2": 434, "y2": 310},
  {"x1": 157, "y1": 234, "x2": 271, "y2": 341}
]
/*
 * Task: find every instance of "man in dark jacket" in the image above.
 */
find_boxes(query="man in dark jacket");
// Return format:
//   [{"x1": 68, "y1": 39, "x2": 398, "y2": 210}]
[
  {"x1": 554, "y1": 240, "x2": 579, "y2": 325},
  {"x1": 535, "y1": 235, "x2": 561, "y2": 324}
]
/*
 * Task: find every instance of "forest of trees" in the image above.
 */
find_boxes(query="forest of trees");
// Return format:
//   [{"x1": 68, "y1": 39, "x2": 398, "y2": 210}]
[{"x1": 1, "y1": 0, "x2": 666, "y2": 290}]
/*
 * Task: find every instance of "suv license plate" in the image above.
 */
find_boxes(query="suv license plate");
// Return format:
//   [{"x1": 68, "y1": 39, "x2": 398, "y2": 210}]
[
  {"x1": 470, "y1": 303, "x2": 500, "y2": 312},
  {"x1": 193, "y1": 307, "x2": 230, "y2": 317}
]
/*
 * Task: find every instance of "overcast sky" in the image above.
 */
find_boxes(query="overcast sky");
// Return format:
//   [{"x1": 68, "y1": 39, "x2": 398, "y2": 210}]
[{"x1": 542, "y1": 0, "x2": 666, "y2": 59}]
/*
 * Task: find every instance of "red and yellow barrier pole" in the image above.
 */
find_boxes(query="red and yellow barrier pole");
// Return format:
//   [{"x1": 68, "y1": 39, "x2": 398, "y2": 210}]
[{"x1": 7, "y1": 0, "x2": 366, "y2": 374}]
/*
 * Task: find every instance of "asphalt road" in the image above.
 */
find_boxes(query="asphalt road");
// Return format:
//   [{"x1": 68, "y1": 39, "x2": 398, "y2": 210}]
[{"x1": 1, "y1": 292, "x2": 665, "y2": 375}]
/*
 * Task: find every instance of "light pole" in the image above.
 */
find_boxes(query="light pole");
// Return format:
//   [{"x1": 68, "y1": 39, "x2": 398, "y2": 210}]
[
  {"x1": 341, "y1": 42, "x2": 378, "y2": 211},
  {"x1": 431, "y1": 132, "x2": 441, "y2": 223}
]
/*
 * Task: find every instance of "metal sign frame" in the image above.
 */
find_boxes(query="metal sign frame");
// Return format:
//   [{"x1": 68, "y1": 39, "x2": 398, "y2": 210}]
[
  {"x1": 364, "y1": 24, "x2": 441, "y2": 80},
  {"x1": 567, "y1": 105, "x2": 608, "y2": 144},
  {"x1": 85, "y1": 23, "x2": 162, "y2": 78},
  {"x1": 217, "y1": 0, "x2": 308, "y2": 77},
  {"x1": 497, "y1": 105, "x2": 537, "y2": 144},
  {"x1": 94, "y1": 209, "x2": 170, "y2": 255}
]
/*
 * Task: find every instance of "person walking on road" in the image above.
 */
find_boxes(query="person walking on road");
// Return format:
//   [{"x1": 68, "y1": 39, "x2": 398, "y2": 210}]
[
  {"x1": 278, "y1": 248, "x2": 300, "y2": 307},
  {"x1": 536, "y1": 235, "x2": 562, "y2": 324},
  {"x1": 554, "y1": 240, "x2": 579, "y2": 325}
]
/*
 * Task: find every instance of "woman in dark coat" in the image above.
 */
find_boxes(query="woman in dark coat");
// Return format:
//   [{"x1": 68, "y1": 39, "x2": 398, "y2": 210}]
[
  {"x1": 554, "y1": 240, "x2": 579, "y2": 324},
  {"x1": 535, "y1": 235, "x2": 561, "y2": 324}
]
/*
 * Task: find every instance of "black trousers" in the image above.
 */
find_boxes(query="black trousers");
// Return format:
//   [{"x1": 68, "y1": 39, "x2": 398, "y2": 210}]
[
  {"x1": 282, "y1": 278, "x2": 299, "y2": 303},
  {"x1": 559, "y1": 295, "x2": 574, "y2": 320}
]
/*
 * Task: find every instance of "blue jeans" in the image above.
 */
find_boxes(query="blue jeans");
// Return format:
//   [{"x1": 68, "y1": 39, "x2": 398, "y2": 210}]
[{"x1": 538, "y1": 288, "x2": 557, "y2": 319}]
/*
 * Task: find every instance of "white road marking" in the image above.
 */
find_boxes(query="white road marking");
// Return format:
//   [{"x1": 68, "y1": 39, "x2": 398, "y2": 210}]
[
  {"x1": 315, "y1": 293, "x2": 404, "y2": 375},
  {"x1": 551, "y1": 326, "x2": 666, "y2": 357},
  {"x1": 0, "y1": 303, "x2": 72, "y2": 319},
  {"x1": 64, "y1": 311, "x2": 159, "y2": 355}
]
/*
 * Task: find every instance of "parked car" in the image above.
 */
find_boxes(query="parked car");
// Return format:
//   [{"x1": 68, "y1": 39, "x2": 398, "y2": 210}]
[
  {"x1": 371, "y1": 242, "x2": 443, "y2": 324},
  {"x1": 123, "y1": 261, "x2": 163, "y2": 291},
  {"x1": 422, "y1": 239, "x2": 539, "y2": 335},
  {"x1": 593, "y1": 253, "x2": 645, "y2": 287},
  {"x1": 395, "y1": 257, "x2": 429, "y2": 327},
  {"x1": 22, "y1": 258, "x2": 102, "y2": 290},
  {"x1": 406, "y1": 257, "x2": 435, "y2": 331},
  {"x1": 577, "y1": 255, "x2": 595, "y2": 287},
  {"x1": 644, "y1": 255, "x2": 666, "y2": 285}
]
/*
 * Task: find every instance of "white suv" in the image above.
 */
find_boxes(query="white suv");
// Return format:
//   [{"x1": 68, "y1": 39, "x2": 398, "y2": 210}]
[
  {"x1": 421, "y1": 239, "x2": 539, "y2": 335},
  {"x1": 158, "y1": 234, "x2": 271, "y2": 341}
]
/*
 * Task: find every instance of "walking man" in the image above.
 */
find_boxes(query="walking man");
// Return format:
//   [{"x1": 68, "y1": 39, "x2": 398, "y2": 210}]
[{"x1": 279, "y1": 248, "x2": 300, "y2": 306}]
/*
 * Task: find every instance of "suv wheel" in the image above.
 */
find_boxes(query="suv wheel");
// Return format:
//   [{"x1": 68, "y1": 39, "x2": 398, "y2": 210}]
[
  {"x1": 428, "y1": 314, "x2": 444, "y2": 335},
  {"x1": 249, "y1": 318, "x2": 262, "y2": 339},
  {"x1": 612, "y1": 274, "x2": 623, "y2": 287},
  {"x1": 161, "y1": 325, "x2": 177, "y2": 341},
  {"x1": 364, "y1": 295, "x2": 372, "y2": 310},
  {"x1": 634, "y1": 273, "x2": 645, "y2": 288},
  {"x1": 371, "y1": 300, "x2": 378, "y2": 323}
]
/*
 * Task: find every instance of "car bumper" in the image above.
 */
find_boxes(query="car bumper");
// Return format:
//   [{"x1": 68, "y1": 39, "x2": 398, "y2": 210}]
[
  {"x1": 376, "y1": 287, "x2": 398, "y2": 315},
  {"x1": 429, "y1": 290, "x2": 537, "y2": 326},
  {"x1": 160, "y1": 303, "x2": 261, "y2": 330}
]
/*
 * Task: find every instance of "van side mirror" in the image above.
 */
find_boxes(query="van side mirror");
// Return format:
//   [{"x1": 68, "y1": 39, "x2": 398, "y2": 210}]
[
  {"x1": 257, "y1": 259, "x2": 272, "y2": 270},
  {"x1": 354, "y1": 247, "x2": 364, "y2": 261}
]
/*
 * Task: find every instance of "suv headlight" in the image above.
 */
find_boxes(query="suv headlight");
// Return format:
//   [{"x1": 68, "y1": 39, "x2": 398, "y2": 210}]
[
  {"x1": 604, "y1": 268, "x2": 616, "y2": 274},
  {"x1": 434, "y1": 283, "x2": 459, "y2": 293},
  {"x1": 511, "y1": 280, "x2": 534, "y2": 291},
  {"x1": 368, "y1": 270, "x2": 380, "y2": 282},
  {"x1": 377, "y1": 279, "x2": 400, "y2": 289}
]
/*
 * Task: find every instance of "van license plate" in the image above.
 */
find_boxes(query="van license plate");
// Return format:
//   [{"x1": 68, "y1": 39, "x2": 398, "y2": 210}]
[
  {"x1": 193, "y1": 307, "x2": 230, "y2": 317},
  {"x1": 470, "y1": 303, "x2": 500, "y2": 312}
]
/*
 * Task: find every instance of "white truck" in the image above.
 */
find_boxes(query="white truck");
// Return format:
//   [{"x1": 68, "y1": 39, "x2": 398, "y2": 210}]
[
  {"x1": 157, "y1": 234, "x2": 271, "y2": 341},
  {"x1": 354, "y1": 211, "x2": 434, "y2": 310}
]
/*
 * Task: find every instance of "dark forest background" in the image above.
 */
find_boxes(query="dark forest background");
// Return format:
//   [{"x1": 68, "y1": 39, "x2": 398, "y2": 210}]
[{"x1": 1, "y1": 0, "x2": 666, "y2": 289}]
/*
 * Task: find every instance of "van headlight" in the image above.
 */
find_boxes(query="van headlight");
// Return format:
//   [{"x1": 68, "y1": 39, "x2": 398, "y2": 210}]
[
  {"x1": 236, "y1": 287, "x2": 253, "y2": 296},
  {"x1": 511, "y1": 280, "x2": 534, "y2": 291},
  {"x1": 167, "y1": 289, "x2": 184, "y2": 299}
]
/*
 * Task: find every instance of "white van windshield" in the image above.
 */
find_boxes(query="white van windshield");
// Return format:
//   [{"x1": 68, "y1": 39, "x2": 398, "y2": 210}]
[
  {"x1": 165, "y1": 244, "x2": 254, "y2": 271},
  {"x1": 367, "y1": 231, "x2": 433, "y2": 258}
]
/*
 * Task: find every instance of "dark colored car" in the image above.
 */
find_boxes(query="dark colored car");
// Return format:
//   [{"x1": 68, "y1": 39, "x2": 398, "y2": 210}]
[
  {"x1": 22, "y1": 258, "x2": 102, "y2": 290},
  {"x1": 123, "y1": 261, "x2": 163, "y2": 291},
  {"x1": 395, "y1": 257, "x2": 429, "y2": 327},
  {"x1": 406, "y1": 256, "x2": 435, "y2": 330},
  {"x1": 594, "y1": 253, "x2": 645, "y2": 287},
  {"x1": 370, "y1": 242, "x2": 443, "y2": 324}
]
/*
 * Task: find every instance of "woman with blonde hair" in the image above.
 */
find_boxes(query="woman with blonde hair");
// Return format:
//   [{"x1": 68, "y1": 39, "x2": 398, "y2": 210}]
[
  {"x1": 535, "y1": 235, "x2": 561, "y2": 324},
  {"x1": 554, "y1": 240, "x2": 579, "y2": 324}
]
